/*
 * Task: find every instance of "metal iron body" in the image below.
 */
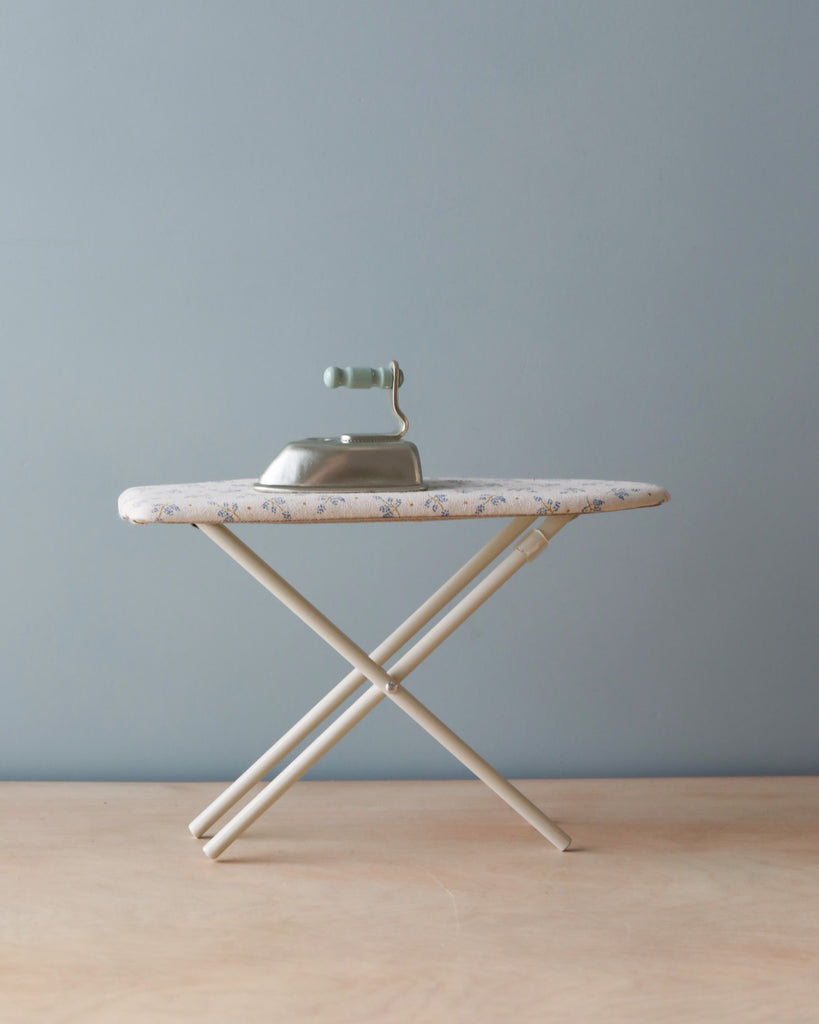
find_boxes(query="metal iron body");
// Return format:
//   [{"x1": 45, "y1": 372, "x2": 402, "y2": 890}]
[{"x1": 256, "y1": 361, "x2": 426, "y2": 492}]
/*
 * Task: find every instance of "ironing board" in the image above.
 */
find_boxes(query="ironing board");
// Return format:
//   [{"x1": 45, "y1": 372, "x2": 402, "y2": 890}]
[{"x1": 118, "y1": 477, "x2": 669, "y2": 859}]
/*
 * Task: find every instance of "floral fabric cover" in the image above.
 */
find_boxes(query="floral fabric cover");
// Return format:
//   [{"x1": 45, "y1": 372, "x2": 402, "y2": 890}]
[{"x1": 118, "y1": 478, "x2": 669, "y2": 525}]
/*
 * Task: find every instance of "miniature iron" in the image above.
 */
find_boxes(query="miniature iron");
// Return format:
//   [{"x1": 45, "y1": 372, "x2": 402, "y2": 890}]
[{"x1": 255, "y1": 361, "x2": 425, "y2": 492}]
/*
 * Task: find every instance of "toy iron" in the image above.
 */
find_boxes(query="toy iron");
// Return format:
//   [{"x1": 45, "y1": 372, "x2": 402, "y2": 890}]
[{"x1": 255, "y1": 360, "x2": 425, "y2": 492}]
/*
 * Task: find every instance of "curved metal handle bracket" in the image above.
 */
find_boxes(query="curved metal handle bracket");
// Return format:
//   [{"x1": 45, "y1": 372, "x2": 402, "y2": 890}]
[{"x1": 387, "y1": 360, "x2": 409, "y2": 439}]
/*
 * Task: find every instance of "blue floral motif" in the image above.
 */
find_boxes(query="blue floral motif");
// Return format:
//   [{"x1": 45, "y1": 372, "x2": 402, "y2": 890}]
[
  {"x1": 151, "y1": 502, "x2": 181, "y2": 521},
  {"x1": 316, "y1": 495, "x2": 347, "y2": 516},
  {"x1": 378, "y1": 497, "x2": 403, "y2": 519},
  {"x1": 474, "y1": 494, "x2": 506, "y2": 515},
  {"x1": 424, "y1": 493, "x2": 450, "y2": 517},
  {"x1": 261, "y1": 499, "x2": 291, "y2": 520},
  {"x1": 534, "y1": 495, "x2": 561, "y2": 515},
  {"x1": 208, "y1": 501, "x2": 241, "y2": 523}
]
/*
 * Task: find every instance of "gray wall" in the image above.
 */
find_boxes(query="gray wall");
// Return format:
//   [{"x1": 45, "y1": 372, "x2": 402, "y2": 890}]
[{"x1": 2, "y1": 2, "x2": 816, "y2": 781}]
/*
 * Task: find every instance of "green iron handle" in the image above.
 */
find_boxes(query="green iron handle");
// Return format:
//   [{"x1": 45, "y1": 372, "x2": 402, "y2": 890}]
[{"x1": 323, "y1": 365, "x2": 404, "y2": 389}]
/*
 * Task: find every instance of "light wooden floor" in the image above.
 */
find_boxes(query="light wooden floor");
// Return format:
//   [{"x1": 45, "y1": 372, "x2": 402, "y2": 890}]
[{"x1": 0, "y1": 777, "x2": 815, "y2": 1023}]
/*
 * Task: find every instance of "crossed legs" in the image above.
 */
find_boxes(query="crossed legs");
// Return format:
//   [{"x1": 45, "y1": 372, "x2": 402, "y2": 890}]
[{"x1": 189, "y1": 514, "x2": 576, "y2": 859}]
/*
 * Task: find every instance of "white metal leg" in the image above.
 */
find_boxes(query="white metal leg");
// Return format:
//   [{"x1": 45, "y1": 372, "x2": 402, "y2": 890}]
[
  {"x1": 388, "y1": 688, "x2": 571, "y2": 850},
  {"x1": 189, "y1": 516, "x2": 535, "y2": 838},
  {"x1": 195, "y1": 515, "x2": 576, "y2": 859}
]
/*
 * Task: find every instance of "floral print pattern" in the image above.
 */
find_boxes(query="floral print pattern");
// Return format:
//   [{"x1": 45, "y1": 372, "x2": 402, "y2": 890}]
[{"x1": 119, "y1": 478, "x2": 669, "y2": 525}]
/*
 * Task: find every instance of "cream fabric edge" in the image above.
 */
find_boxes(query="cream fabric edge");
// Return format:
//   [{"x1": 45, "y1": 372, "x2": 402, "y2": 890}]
[{"x1": 118, "y1": 478, "x2": 670, "y2": 525}]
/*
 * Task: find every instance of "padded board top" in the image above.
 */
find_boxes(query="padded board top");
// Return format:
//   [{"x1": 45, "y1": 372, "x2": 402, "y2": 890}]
[{"x1": 118, "y1": 478, "x2": 669, "y2": 525}]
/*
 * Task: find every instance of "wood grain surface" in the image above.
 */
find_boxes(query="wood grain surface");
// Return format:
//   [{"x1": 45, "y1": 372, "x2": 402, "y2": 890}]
[{"x1": 0, "y1": 777, "x2": 815, "y2": 1023}]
